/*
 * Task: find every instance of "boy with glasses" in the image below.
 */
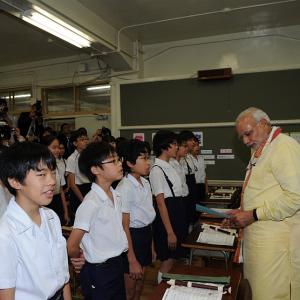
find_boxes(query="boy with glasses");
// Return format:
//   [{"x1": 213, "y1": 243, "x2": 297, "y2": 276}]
[{"x1": 67, "y1": 142, "x2": 128, "y2": 300}]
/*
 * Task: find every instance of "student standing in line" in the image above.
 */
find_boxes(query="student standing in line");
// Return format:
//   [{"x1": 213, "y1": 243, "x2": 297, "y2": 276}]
[
  {"x1": 190, "y1": 137, "x2": 208, "y2": 203},
  {"x1": 66, "y1": 128, "x2": 91, "y2": 217},
  {"x1": 169, "y1": 135, "x2": 190, "y2": 235},
  {"x1": 41, "y1": 135, "x2": 70, "y2": 225},
  {"x1": 179, "y1": 131, "x2": 198, "y2": 224},
  {"x1": 0, "y1": 142, "x2": 71, "y2": 300},
  {"x1": 116, "y1": 139, "x2": 156, "y2": 300},
  {"x1": 67, "y1": 142, "x2": 128, "y2": 300},
  {"x1": 149, "y1": 130, "x2": 187, "y2": 283}
]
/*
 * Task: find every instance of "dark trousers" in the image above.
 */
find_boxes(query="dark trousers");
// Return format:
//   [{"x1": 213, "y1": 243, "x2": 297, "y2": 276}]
[{"x1": 80, "y1": 255, "x2": 126, "y2": 300}]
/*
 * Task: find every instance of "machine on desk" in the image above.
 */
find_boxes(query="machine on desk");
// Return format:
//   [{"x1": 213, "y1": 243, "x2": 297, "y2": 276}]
[{"x1": 201, "y1": 186, "x2": 241, "y2": 209}]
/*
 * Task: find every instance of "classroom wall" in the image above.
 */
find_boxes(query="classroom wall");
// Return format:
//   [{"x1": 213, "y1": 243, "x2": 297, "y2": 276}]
[{"x1": 142, "y1": 25, "x2": 300, "y2": 78}]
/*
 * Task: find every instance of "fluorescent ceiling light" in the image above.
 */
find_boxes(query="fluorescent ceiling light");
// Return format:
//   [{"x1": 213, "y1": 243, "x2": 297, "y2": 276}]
[
  {"x1": 5, "y1": 94, "x2": 31, "y2": 99},
  {"x1": 22, "y1": 6, "x2": 91, "y2": 48},
  {"x1": 86, "y1": 85, "x2": 111, "y2": 91}
]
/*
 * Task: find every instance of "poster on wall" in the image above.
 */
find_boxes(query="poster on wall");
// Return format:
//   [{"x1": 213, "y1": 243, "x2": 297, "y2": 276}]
[
  {"x1": 193, "y1": 131, "x2": 203, "y2": 146},
  {"x1": 133, "y1": 133, "x2": 145, "y2": 141}
]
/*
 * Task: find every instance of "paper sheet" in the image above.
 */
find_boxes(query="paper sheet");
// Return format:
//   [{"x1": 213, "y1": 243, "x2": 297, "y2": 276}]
[{"x1": 162, "y1": 285, "x2": 223, "y2": 300}]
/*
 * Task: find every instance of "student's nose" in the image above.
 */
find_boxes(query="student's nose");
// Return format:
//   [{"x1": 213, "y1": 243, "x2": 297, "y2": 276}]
[{"x1": 48, "y1": 171, "x2": 56, "y2": 185}]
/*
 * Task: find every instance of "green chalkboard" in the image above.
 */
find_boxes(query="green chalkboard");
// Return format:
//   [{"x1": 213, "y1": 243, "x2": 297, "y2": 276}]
[{"x1": 119, "y1": 69, "x2": 300, "y2": 180}]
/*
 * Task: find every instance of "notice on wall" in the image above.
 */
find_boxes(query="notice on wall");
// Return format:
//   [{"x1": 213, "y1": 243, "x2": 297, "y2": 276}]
[
  {"x1": 202, "y1": 155, "x2": 215, "y2": 160},
  {"x1": 133, "y1": 133, "x2": 145, "y2": 141},
  {"x1": 204, "y1": 160, "x2": 216, "y2": 165},
  {"x1": 220, "y1": 148, "x2": 232, "y2": 154},
  {"x1": 201, "y1": 149, "x2": 213, "y2": 154},
  {"x1": 217, "y1": 154, "x2": 235, "y2": 160},
  {"x1": 193, "y1": 131, "x2": 203, "y2": 146}
]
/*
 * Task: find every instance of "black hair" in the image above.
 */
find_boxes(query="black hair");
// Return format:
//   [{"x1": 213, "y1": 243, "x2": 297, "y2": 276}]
[
  {"x1": 78, "y1": 142, "x2": 114, "y2": 182},
  {"x1": 152, "y1": 130, "x2": 177, "y2": 157},
  {"x1": 0, "y1": 142, "x2": 56, "y2": 196},
  {"x1": 40, "y1": 135, "x2": 58, "y2": 147},
  {"x1": 102, "y1": 135, "x2": 116, "y2": 144},
  {"x1": 101, "y1": 126, "x2": 111, "y2": 137},
  {"x1": 177, "y1": 133, "x2": 187, "y2": 146},
  {"x1": 178, "y1": 130, "x2": 195, "y2": 142},
  {"x1": 119, "y1": 139, "x2": 148, "y2": 174},
  {"x1": 71, "y1": 127, "x2": 88, "y2": 144}
]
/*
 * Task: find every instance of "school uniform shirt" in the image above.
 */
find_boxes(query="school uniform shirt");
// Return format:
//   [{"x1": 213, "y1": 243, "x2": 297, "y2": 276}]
[
  {"x1": 180, "y1": 154, "x2": 196, "y2": 176},
  {"x1": 66, "y1": 149, "x2": 90, "y2": 185},
  {"x1": 73, "y1": 183, "x2": 128, "y2": 263},
  {"x1": 190, "y1": 155, "x2": 206, "y2": 184},
  {"x1": 0, "y1": 185, "x2": 11, "y2": 218},
  {"x1": 149, "y1": 158, "x2": 183, "y2": 198},
  {"x1": 56, "y1": 158, "x2": 66, "y2": 182},
  {"x1": 116, "y1": 174, "x2": 156, "y2": 228},
  {"x1": 54, "y1": 167, "x2": 66, "y2": 195},
  {"x1": 169, "y1": 158, "x2": 189, "y2": 197},
  {"x1": 0, "y1": 198, "x2": 69, "y2": 300}
]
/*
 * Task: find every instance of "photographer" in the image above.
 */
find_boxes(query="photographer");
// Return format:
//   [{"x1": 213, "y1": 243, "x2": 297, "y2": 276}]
[{"x1": 17, "y1": 100, "x2": 44, "y2": 142}]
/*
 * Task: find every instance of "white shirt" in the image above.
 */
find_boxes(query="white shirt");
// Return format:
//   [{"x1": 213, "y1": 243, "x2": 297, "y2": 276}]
[
  {"x1": 56, "y1": 158, "x2": 66, "y2": 183},
  {"x1": 54, "y1": 167, "x2": 66, "y2": 195},
  {"x1": 180, "y1": 154, "x2": 196, "y2": 175},
  {"x1": 116, "y1": 174, "x2": 156, "y2": 228},
  {"x1": 0, "y1": 199, "x2": 69, "y2": 300},
  {"x1": 66, "y1": 149, "x2": 90, "y2": 185},
  {"x1": 169, "y1": 158, "x2": 189, "y2": 197},
  {"x1": 190, "y1": 155, "x2": 206, "y2": 183},
  {"x1": 149, "y1": 158, "x2": 183, "y2": 198},
  {"x1": 0, "y1": 185, "x2": 11, "y2": 218},
  {"x1": 73, "y1": 183, "x2": 128, "y2": 263}
]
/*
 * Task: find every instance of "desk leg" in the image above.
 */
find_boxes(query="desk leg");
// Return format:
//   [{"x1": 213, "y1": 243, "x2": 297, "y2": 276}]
[
  {"x1": 189, "y1": 249, "x2": 194, "y2": 265},
  {"x1": 221, "y1": 251, "x2": 229, "y2": 271}
]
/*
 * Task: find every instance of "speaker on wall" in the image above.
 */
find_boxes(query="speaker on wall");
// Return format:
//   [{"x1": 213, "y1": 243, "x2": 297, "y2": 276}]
[{"x1": 198, "y1": 68, "x2": 232, "y2": 80}]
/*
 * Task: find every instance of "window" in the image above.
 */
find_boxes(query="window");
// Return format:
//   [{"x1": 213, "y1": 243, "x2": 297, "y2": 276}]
[
  {"x1": 79, "y1": 84, "x2": 110, "y2": 112},
  {"x1": 42, "y1": 83, "x2": 110, "y2": 115},
  {"x1": 0, "y1": 88, "x2": 32, "y2": 113},
  {"x1": 44, "y1": 87, "x2": 74, "y2": 113}
]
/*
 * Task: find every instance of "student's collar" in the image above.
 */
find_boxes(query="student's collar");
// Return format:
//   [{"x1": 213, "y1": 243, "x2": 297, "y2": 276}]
[
  {"x1": 6, "y1": 198, "x2": 54, "y2": 234},
  {"x1": 155, "y1": 158, "x2": 171, "y2": 168},
  {"x1": 127, "y1": 173, "x2": 142, "y2": 188},
  {"x1": 91, "y1": 182, "x2": 118, "y2": 204}
]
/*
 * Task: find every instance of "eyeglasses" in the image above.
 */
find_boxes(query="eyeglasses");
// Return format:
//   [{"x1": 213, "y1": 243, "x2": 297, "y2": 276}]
[
  {"x1": 138, "y1": 155, "x2": 150, "y2": 161},
  {"x1": 100, "y1": 157, "x2": 123, "y2": 165}
]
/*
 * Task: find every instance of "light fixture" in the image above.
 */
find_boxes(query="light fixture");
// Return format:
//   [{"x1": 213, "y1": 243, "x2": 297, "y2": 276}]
[
  {"x1": 86, "y1": 85, "x2": 111, "y2": 91},
  {"x1": 21, "y1": 6, "x2": 92, "y2": 48},
  {"x1": 5, "y1": 93, "x2": 31, "y2": 99}
]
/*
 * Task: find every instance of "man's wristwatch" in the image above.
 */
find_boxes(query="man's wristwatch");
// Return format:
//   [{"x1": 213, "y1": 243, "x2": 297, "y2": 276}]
[{"x1": 253, "y1": 208, "x2": 258, "y2": 221}]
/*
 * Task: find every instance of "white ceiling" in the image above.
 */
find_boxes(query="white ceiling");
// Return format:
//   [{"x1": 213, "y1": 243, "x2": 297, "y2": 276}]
[
  {"x1": 78, "y1": 0, "x2": 300, "y2": 44},
  {"x1": 0, "y1": 0, "x2": 300, "y2": 68}
]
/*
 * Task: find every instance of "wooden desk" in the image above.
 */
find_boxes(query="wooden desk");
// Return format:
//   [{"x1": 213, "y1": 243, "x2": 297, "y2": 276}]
[
  {"x1": 182, "y1": 224, "x2": 237, "y2": 270},
  {"x1": 148, "y1": 265, "x2": 242, "y2": 300}
]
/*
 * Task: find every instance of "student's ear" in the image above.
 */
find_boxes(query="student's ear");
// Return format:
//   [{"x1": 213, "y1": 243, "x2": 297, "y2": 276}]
[
  {"x1": 7, "y1": 177, "x2": 22, "y2": 191},
  {"x1": 126, "y1": 161, "x2": 135, "y2": 169},
  {"x1": 91, "y1": 165, "x2": 102, "y2": 176}
]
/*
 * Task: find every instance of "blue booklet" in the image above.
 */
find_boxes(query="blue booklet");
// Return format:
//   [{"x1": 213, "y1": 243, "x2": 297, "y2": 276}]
[{"x1": 196, "y1": 204, "x2": 231, "y2": 219}]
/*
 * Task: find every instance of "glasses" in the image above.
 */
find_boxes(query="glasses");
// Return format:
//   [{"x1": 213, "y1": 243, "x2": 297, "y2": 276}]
[
  {"x1": 100, "y1": 157, "x2": 123, "y2": 165},
  {"x1": 78, "y1": 137, "x2": 89, "y2": 142},
  {"x1": 138, "y1": 155, "x2": 150, "y2": 161}
]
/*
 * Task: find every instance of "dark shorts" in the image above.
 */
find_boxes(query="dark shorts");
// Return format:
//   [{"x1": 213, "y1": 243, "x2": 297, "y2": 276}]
[
  {"x1": 80, "y1": 254, "x2": 126, "y2": 300},
  {"x1": 153, "y1": 196, "x2": 188, "y2": 261},
  {"x1": 124, "y1": 225, "x2": 152, "y2": 273}
]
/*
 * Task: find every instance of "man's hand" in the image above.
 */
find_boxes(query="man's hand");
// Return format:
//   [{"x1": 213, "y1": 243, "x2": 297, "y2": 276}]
[{"x1": 222, "y1": 209, "x2": 255, "y2": 229}]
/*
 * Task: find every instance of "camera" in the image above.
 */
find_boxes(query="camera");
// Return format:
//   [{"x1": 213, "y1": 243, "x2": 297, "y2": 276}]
[{"x1": 0, "y1": 121, "x2": 11, "y2": 140}]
